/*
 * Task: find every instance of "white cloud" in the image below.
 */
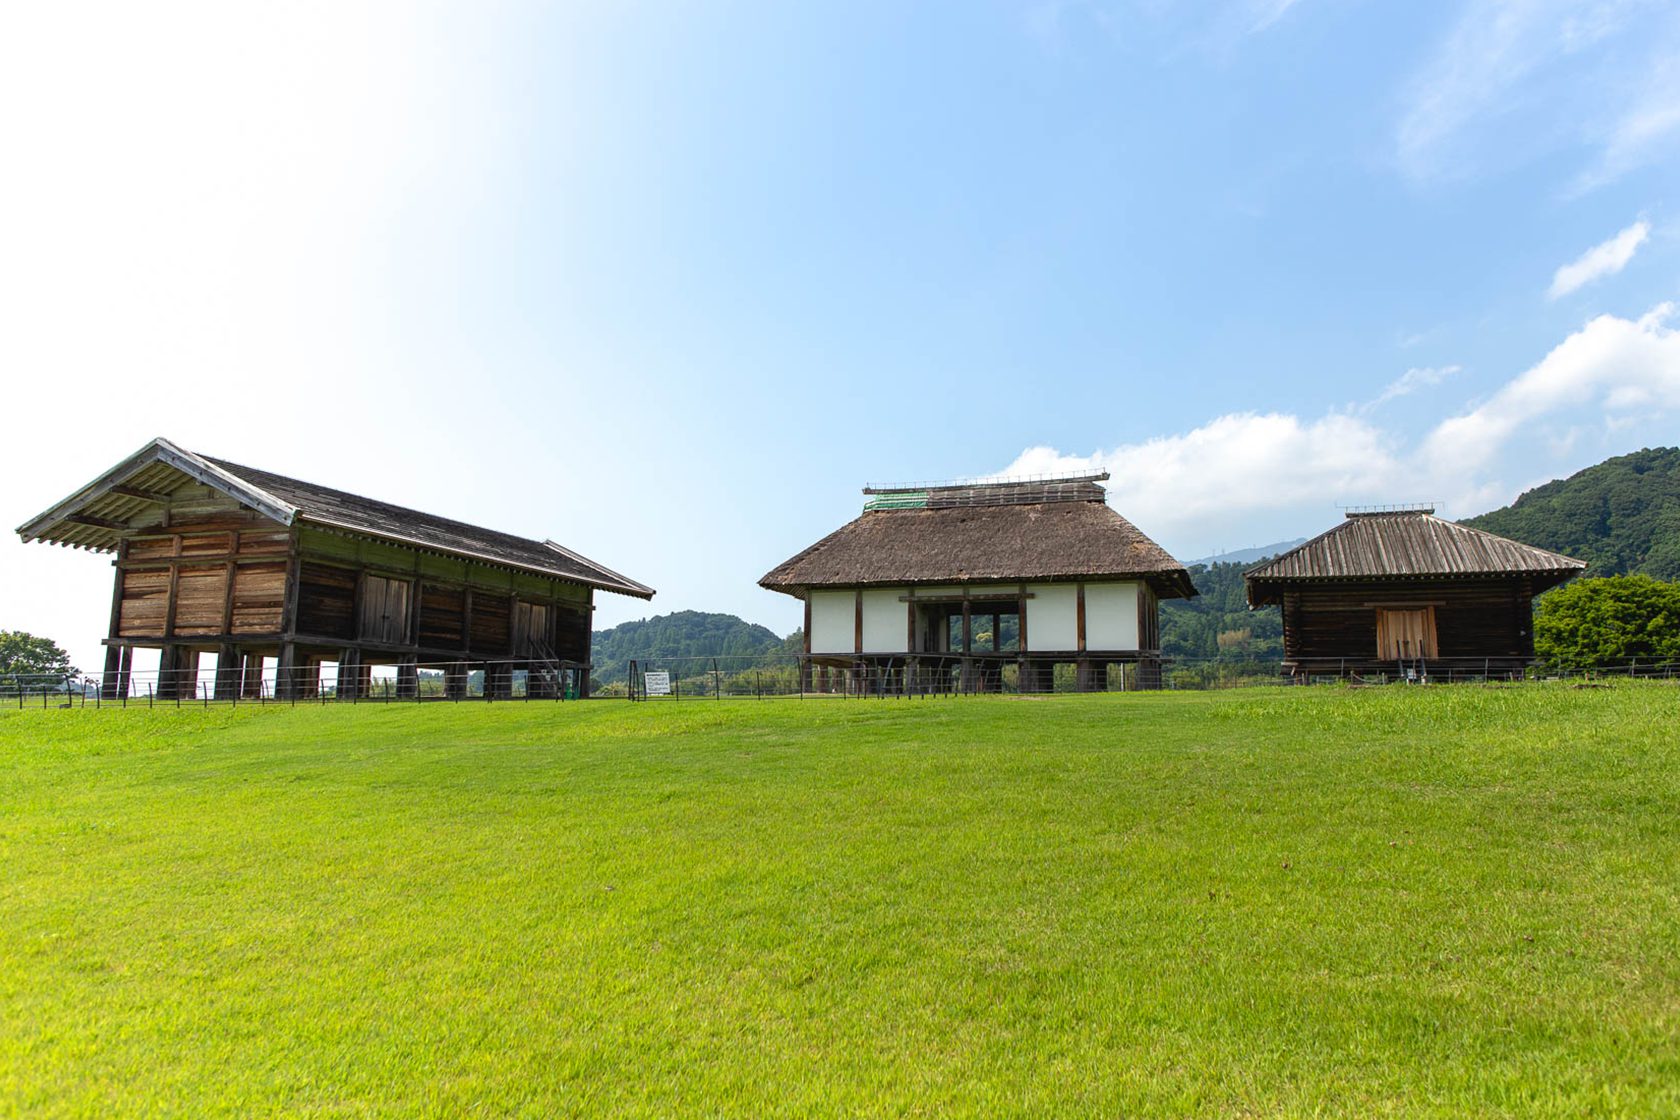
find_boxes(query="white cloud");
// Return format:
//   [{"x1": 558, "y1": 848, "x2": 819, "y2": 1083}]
[
  {"x1": 1395, "y1": 1, "x2": 1680, "y2": 188},
  {"x1": 1547, "y1": 220, "x2": 1650, "y2": 298},
  {"x1": 1420, "y1": 302, "x2": 1680, "y2": 473},
  {"x1": 1003, "y1": 304, "x2": 1680, "y2": 554},
  {"x1": 1364, "y1": 364, "x2": 1462, "y2": 411}
]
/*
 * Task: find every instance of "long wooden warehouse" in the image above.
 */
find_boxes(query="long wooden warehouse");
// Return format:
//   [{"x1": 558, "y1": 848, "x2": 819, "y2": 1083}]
[{"x1": 17, "y1": 438, "x2": 654, "y2": 699}]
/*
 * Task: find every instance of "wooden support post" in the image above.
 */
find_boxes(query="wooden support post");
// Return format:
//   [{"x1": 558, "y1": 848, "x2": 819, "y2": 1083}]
[
  {"x1": 241, "y1": 652, "x2": 264, "y2": 699},
  {"x1": 214, "y1": 643, "x2": 241, "y2": 700},
  {"x1": 101, "y1": 646, "x2": 123, "y2": 700},
  {"x1": 298, "y1": 655, "x2": 320, "y2": 700},
  {"x1": 445, "y1": 661, "x2": 468, "y2": 700},
  {"x1": 396, "y1": 656, "x2": 418, "y2": 700},
  {"x1": 1076, "y1": 659, "x2": 1097, "y2": 692},
  {"x1": 854, "y1": 590, "x2": 863, "y2": 654},
  {"x1": 1076, "y1": 583, "x2": 1087, "y2": 653},
  {"x1": 156, "y1": 646, "x2": 182, "y2": 700},
  {"x1": 337, "y1": 649, "x2": 362, "y2": 700},
  {"x1": 275, "y1": 642, "x2": 298, "y2": 700}
]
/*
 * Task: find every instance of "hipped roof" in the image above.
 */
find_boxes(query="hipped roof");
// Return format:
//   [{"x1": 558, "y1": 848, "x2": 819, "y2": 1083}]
[
  {"x1": 760, "y1": 478, "x2": 1196, "y2": 599},
  {"x1": 16, "y1": 438, "x2": 655, "y2": 599},
  {"x1": 1244, "y1": 511, "x2": 1584, "y2": 606}
]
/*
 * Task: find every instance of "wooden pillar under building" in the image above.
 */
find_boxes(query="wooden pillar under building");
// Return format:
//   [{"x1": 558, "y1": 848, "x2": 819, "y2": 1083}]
[
  {"x1": 445, "y1": 661, "x2": 468, "y2": 699},
  {"x1": 214, "y1": 644, "x2": 242, "y2": 700},
  {"x1": 298, "y1": 655, "x2": 321, "y2": 699},
  {"x1": 101, "y1": 646, "x2": 124, "y2": 700},
  {"x1": 241, "y1": 652, "x2": 265, "y2": 699},
  {"x1": 336, "y1": 649, "x2": 363, "y2": 700},
  {"x1": 396, "y1": 657, "x2": 418, "y2": 699},
  {"x1": 274, "y1": 643, "x2": 298, "y2": 700},
  {"x1": 1076, "y1": 659, "x2": 1099, "y2": 693},
  {"x1": 486, "y1": 662, "x2": 512, "y2": 700}
]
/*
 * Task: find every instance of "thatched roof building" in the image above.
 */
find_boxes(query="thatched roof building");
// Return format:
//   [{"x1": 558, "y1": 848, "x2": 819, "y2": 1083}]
[
  {"x1": 760, "y1": 474, "x2": 1193, "y2": 692},
  {"x1": 761, "y1": 476, "x2": 1194, "y2": 599},
  {"x1": 1245, "y1": 508, "x2": 1585, "y2": 677}
]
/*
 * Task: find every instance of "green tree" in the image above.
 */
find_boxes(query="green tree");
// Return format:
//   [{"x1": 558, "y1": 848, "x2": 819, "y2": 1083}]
[
  {"x1": 0, "y1": 630, "x2": 81, "y2": 681},
  {"x1": 1534, "y1": 575, "x2": 1680, "y2": 669}
]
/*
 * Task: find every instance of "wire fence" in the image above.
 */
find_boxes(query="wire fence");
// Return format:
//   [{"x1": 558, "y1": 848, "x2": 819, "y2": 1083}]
[{"x1": 4, "y1": 654, "x2": 1678, "y2": 710}]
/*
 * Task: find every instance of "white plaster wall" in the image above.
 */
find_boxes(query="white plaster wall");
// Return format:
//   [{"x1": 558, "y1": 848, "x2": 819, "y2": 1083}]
[
  {"x1": 1083, "y1": 581, "x2": 1140, "y2": 651},
  {"x1": 1025, "y1": 584, "x2": 1078, "y2": 651},
  {"x1": 809, "y1": 590, "x2": 855, "y2": 654},
  {"x1": 860, "y1": 588, "x2": 908, "y2": 652}
]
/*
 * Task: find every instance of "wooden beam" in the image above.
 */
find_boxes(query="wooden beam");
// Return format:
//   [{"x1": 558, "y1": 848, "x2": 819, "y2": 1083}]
[
  {"x1": 220, "y1": 532, "x2": 240, "y2": 635},
  {"x1": 163, "y1": 536, "x2": 183, "y2": 638},
  {"x1": 897, "y1": 593, "x2": 1034, "y2": 603},
  {"x1": 67, "y1": 513, "x2": 127, "y2": 531},
  {"x1": 109, "y1": 484, "x2": 175, "y2": 503},
  {"x1": 1076, "y1": 583, "x2": 1086, "y2": 653},
  {"x1": 854, "y1": 590, "x2": 863, "y2": 654}
]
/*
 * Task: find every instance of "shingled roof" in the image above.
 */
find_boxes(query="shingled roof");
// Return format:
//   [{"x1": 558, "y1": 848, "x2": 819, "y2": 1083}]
[
  {"x1": 760, "y1": 474, "x2": 1196, "y2": 599},
  {"x1": 17, "y1": 438, "x2": 654, "y2": 599},
  {"x1": 1244, "y1": 510, "x2": 1583, "y2": 606}
]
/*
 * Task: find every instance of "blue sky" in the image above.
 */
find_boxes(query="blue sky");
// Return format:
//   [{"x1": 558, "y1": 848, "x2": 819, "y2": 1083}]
[{"x1": 3, "y1": 1, "x2": 1679, "y2": 671}]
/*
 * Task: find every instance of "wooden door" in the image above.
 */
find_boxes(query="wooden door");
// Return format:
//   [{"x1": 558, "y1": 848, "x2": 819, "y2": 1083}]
[
  {"x1": 1376, "y1": 608, "x2": 1436, "y2": 659},
  {"x1": 513, "y1": 601, "x2": 550, "y2": 655},
  {"x1": 359, "y1": 575, "x2": 413, "y2": 646}
]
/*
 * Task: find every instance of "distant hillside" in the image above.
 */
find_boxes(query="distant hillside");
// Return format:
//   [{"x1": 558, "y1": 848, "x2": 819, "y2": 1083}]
[
  {"x1": 1460, "y1": 447, "x2": 1680, "y2": 579},
  {"x1": 1189, "y1": 539, "x2": 1307, "y2": 567},
  {"x1": 591, "y1": 611, "x2": 792, "y2": 685}
]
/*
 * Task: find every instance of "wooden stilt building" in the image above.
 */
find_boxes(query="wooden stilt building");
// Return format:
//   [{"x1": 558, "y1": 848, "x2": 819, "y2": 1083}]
[
  {"x1": 17, "y1": 439, "x2": 654, "y2": 699},
  {"x1": 759, "y1": 473, "x2": 1196, "y2": 692},
  {"x1": 1244, "y1": 507, "x2": 1585, "y2": 679}
]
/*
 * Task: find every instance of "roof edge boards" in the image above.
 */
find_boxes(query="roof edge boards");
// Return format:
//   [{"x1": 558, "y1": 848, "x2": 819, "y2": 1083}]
[{"x1": 16, "y1": 437, "x2": 297, "y2": 544}]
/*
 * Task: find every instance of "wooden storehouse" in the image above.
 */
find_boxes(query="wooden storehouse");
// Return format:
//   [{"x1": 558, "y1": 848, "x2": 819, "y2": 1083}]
[
  {"x1": 1244, "y1": 508, "x2": 1585, "y2": 678},
  {"x1": 17, "y1": 439, "x2": 654, "y2": 699},
  {"x1": 759, "y1": 473, "x2": 1196, "y2": 691}
]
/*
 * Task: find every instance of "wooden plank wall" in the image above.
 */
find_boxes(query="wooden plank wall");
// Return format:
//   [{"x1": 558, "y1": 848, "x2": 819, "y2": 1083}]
[
  {"x1": 1282, "y1": 578, "x2": 1534, "y2": 661},
  {"x1": 117, "y1": 514, "x2": 290, "y2": 639}
]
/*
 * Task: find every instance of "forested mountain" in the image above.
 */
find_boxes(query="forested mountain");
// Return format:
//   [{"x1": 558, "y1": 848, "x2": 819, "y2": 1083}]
[
  {"x1": 1160, "y1": 562, "x2": 1282, "y2": 661},
  {"x1": 1460, "y1": 447, "x2": 1680, "y2": 579},
  {"x1": 591, "y1": 611, "x2": 790, "y2": 685}
]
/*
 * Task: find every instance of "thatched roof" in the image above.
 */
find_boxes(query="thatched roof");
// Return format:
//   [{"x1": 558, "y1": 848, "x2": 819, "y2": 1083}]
[
  {"x1": 1244, "y1": 510, "x2": 1584, "y2": 606},
  {"x1": 760, "y1": 476, "x2": 1195, "y2": 599},
  {"x1": 17, "y1": 438, "x2": 655, "y2": 599}
]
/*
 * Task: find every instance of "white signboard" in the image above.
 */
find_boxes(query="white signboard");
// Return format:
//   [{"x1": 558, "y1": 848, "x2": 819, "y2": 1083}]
[{"x1": 643, "y1": 671, "x2": 671, "y2": 696}]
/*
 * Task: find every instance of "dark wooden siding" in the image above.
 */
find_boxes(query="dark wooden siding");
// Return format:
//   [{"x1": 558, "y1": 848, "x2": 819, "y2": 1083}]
[
  {"x1": 1281, "y1": 578, "x2": 1534, "y2": 663},
  {"x1": 554, "y1": 601, "x2": 590, "y2": 662},
  {"x1": 471, "y1": 593, "x2": 511, "y2": 655},
  {"x1": 419, "y1": 584, "x2": 465, "y2": 648},
  {"x1": 296, "y1": 563, "x2": 357, "y2": 641}
]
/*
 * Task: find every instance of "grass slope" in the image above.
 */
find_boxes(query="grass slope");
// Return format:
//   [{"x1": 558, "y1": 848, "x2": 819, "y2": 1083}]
[{"x1": 1, "y1": 688, "x2": 1677, "y2": 1118}]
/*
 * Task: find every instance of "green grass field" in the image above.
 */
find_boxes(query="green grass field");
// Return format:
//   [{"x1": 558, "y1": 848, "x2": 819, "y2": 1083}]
[{"x1": 2, "y1": 687, "x2": 1676, "y2": 1118}]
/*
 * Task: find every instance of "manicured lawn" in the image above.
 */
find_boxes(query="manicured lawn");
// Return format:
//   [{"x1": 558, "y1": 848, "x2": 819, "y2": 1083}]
[{"x1": 1, "y1": 686, "x2": 1676, "y2": 1117}]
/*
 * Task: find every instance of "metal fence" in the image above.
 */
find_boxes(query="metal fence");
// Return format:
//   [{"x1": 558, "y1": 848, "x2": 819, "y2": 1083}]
[{"x1": 5, "y1": 655, "x2": 1678, "y2": 710}]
